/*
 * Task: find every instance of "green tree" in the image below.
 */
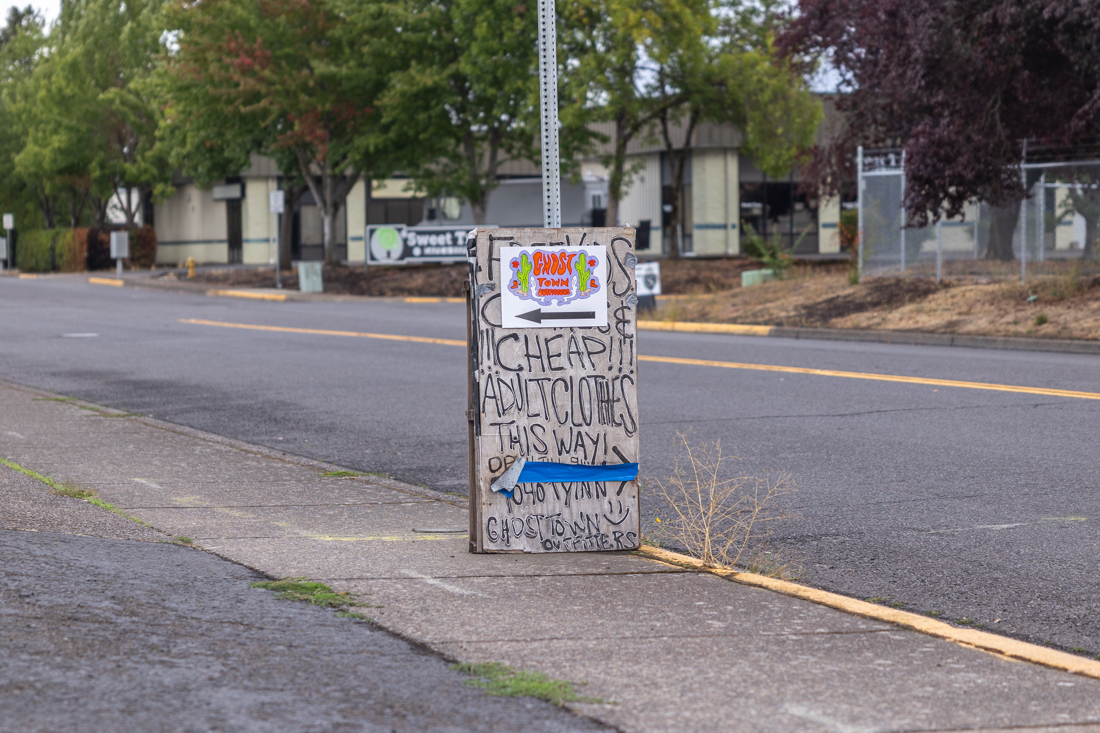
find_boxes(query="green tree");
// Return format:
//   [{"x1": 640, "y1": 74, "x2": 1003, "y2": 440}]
[
  {"x1": 12, "y1": 0, "x2": 170, "y2": 228},
  {"x1": 560, "y1": 0, "x2": 701, "y2": 230},
  {"x1": 657, "y1": 37, "x2": 821, "y2": 258},
  {"x1": 369, "y1": 0, "x2": 537, "y2": 225},
  {"x1": 0, "y1": 7, "x2": 47, "y2": 230},
  {"x1": 160, "y1": 0, "x2": 388, "y2": 264}
]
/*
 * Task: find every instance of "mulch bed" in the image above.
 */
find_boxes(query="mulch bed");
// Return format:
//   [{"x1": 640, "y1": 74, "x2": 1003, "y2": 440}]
[{"x1": 187, "y1": 258, "x2": 848, "y2": 297}]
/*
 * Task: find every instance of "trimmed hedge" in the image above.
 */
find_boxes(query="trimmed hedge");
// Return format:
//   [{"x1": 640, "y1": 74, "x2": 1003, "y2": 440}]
[
  {"x1": 15, "y1": 225, "x2": 156, "y2": 272},
  {"x1": 16, "y1": 229, "x2": 59, "y2": 273}
]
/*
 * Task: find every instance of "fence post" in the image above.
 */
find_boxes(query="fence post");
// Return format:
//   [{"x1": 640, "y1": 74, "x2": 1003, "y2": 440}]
[
  {"x1": 974, "y1": 201, "x2": 980, "y2": 259},
  {"x1": 935, "y1": 219, "x2": 942, "y2": 283},
  {"x1": 857, "y1": 146, "x2": 864, "y2": 283},
  {"x1": 1020, "y1": 141, "x2": 1027, "y2": 285},
  {"x1": 899, "y1": 150, "x2": 906, "y2": 274},
  {"x1": 1037, "y1": 172, "x2": 1045, "y2": 263}
]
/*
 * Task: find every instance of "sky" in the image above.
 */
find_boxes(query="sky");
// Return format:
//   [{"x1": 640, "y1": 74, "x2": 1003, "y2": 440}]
[{"x1": 3, "y1": 0, "x2": 59, "y2": 28}]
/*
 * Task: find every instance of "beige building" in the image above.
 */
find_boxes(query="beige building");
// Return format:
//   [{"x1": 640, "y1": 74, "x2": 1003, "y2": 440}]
[{"x1": 154, "y1": 121, "x2": 841, "y2": 264}]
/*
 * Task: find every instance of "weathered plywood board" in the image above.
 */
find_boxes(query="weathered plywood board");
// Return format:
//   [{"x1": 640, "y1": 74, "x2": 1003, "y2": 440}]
[{"x1": 467, "y1": 228, "x2": 640, "y2": 554}]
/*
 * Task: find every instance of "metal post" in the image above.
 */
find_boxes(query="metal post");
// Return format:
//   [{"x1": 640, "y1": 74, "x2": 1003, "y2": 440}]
[
  {"x1": 1020, "y1": 141, "x2": 1027, "y2": 284},
  {"x1": 899, "y1": 150, "x2": 906, "y2": 274},
  {"x1": 973, "y1": 201, "x2": 980, "y2": 259},
  {"x1": 116, "y1": 257, "x2": 122, "y2": 276},
  {"x1": 935, "y1": 218, "x2": 942, "y2": 283},
  {"x1": 1037, "y1": 172, "x2": 1045, "y2": 263},
  {"x1": 537, "y1": 0, "x2": 561, "y2": 228},
  {"x1": 857, "y1": 146, "x2": 864, "y2": 283}
]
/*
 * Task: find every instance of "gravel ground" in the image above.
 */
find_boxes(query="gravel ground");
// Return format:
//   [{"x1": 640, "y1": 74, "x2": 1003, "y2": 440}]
[{"x1": 0, "y1": 466, "x2": 610, "y2": 733}]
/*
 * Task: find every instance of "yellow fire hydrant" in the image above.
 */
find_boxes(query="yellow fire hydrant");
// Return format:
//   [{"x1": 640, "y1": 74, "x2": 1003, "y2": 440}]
[{"x1": 186, "y1": 256, "x2": 196, "y2": 279}]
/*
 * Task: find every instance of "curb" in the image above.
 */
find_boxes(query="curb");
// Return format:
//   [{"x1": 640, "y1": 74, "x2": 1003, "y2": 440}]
[
  {"x1": 636, "y1": 545, "x2": 1100, "y2": 681},
  {"x1": 638, "y1": 320, "x2": 1100, "y2": 356}
]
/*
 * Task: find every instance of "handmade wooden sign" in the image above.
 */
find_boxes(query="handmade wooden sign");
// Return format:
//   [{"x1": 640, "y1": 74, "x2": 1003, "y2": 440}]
[{"x1": 466, "y1": 227, "x2": 640, "y2": 554}]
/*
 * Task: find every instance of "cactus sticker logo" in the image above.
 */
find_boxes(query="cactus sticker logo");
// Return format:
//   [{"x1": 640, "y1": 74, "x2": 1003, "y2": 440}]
[
  {"x1": 500, "y1": 245, "x2": 608, "y2": 328},
  {"x1": 508, "y1": 248, "x2": 602, "y2": 306}
]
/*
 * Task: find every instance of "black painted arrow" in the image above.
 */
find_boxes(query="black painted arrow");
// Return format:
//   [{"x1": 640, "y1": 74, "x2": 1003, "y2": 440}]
[{"x1": 517, "y1": 308, "x2": 596, "y2": 324}]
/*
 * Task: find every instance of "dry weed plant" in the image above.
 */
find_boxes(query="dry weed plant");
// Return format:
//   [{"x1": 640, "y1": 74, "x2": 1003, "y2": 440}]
[{"x1": 653, "y1": 433, "x2": 796, "y2": 570}]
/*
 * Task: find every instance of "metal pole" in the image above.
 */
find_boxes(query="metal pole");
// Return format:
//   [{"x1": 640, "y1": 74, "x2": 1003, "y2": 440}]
[
  {"x1": 935, "y1": 219, "x2": 942, "y2": 283},
  {"x1": 1020, "y1": 141, "x2": 1027, "y2": 284},
  {"x1": 973, "y1": 201, "x2": 980, "y2": 259},
  {"x1": 537, "y1": 0, "x2": 561, "y2": 228},
  {"x1": 857, "y1": 146, "x2": 864, "y2": 283},
  {"x1": 1037, "y1": 172, "x2": 1045, "y2": 263},
  {"x1": 899, "y1": 150, "x2": 906, "y2": 274}
]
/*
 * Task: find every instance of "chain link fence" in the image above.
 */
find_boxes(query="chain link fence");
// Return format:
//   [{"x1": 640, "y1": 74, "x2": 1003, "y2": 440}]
[{"x1": 857, "y1": 146, "x2": 1100, "y2": 283}]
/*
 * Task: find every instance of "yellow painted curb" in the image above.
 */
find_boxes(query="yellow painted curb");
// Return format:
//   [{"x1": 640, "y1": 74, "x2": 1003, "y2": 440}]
[
  {"x1": 18, "y1": 273, "x2": 38, "y2": 279},
  {"x1": 88, "y1": 277, "x2": 124, "y2": 287},
  {"x1": 638, "y1": 320, "x2": 772, "y2": 336},
  {"x1": 404, "y1": 297, "x2": 465, "y2": 304},
  {"x1": 207, "y1": 289, "x2": 287, "y2": 302},
  {"x1": 637, "y1": 545, "x2": 1100, "y2": 680}
]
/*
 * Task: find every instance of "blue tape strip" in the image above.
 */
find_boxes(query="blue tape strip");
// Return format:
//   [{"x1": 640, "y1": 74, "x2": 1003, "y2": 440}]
[{"x1": 516, "y1": 462, "x2": 639, "y2": 484}]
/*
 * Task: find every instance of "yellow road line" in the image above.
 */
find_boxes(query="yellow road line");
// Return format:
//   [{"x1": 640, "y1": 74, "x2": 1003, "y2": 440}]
[
  {"x1": 637, "y1": 354, "x2": 1100, "y2": 400},
  {"x1": 638, "y1": 545, "x2": 1100, "y2": 680},
  {"x1": 179, "y1": 318, "x2": 465, "y2": 347},
  {"x1": 638, "y1": 320, "x2": 772, "y2": 336},
  {"x1": 89, "y1": 277, "x2": 124, "y2": 287},
  {"x1": 18, "y1": 273, "x2": 38, "y2": 279},
  {"x1": 404, "y1": 296, "x2": 465, "y2": 303},
  {"x1": 207, "y1": 289, "x2": 287, "y2": 301},
  {"x1": 180, "y1": 318, "x2": 1100, "y2": 401}
]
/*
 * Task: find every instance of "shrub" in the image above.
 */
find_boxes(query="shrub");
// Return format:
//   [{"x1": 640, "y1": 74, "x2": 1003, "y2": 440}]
[
  {"x1": 652, "y1": 432, "x2": 796, "y2": 569},
  {"x1": 130, "y1": 225, "x2": 157, "y2": 269},
  {"x1": 741, "y1": 222, "x2": 795, "y2": 278},
  {"x1": 16, "y1": 229, "x2": 58, "y2": 273},
  {"x1": 85, "y1": 227, "x2": 112, "y2": 270},
  {"x1": 56, "y1": 229, "x2": 86, "y2": 272}
]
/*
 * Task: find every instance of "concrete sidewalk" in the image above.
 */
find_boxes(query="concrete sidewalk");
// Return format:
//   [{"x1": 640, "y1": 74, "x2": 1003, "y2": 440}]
[{"x1": 2, "y1": 379, "x2": 1100, "y2": 733}]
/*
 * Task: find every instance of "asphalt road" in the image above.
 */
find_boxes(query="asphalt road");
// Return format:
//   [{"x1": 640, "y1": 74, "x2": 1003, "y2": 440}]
[{"x1": 2, "y1": 276, "x2": 1099, "y2": 658}]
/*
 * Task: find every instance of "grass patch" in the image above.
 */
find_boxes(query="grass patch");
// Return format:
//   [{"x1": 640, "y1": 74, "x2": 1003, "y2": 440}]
[
  {"x1": 1035, "y1": 313, "x2": 1049, "y2": 326},
  {"x1": 865, "y1": 596, "x2": 890, "y2": 604},
  {"x1": 318, "y1": 470, "x2": 361, "y2": 478},
  {"x1": 1071, "y1": 646, "x2": 1089, "y2": 655},
  {"x1": 336, "y1": 611, "x2": 370, "y2": 621},
  {"x1": 740, "y1": 547, "x2": 803, "y2": 581},
  {"x1": 957, "y1": 617, "x2": 974, "y2": 626},
  {"x1": 926, "y1": 610, "x2": 943, "y2": 618},
  {"x1": 449, "y1": 662, "x2": 602, "y2": 706},
  {"x1": 175, "y1": 535, "x2": 194, "y2": 545},
  {"x1": 0, "y1": 456, "x2": 148, "y2": 525},
  {"x1": 250, "y1": 578, "x2": 372, "y2": 609},
  {"x1": 52, "y1": 479, "x2": 97, "y2": 500}
]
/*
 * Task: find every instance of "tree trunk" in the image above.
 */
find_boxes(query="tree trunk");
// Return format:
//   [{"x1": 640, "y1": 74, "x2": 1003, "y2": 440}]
[
  {"x1": 985, "y1": 202, "x2": 1018, "y2": 261},
  {"x1": 605, "y1": 119, "x2": 629, "y2": 229},
  {"x1": 36, "y1": 189, "x2": 55, "y2": 229},
  {"x1": 471, "y1": 198, "x2": 487, "y2": 225},
  {"x1": 322, "y1": 206, "x2": 338, "y2": 265},
  {"x1": 660, "y1": 108, "x2": 697, "y2": 261}
]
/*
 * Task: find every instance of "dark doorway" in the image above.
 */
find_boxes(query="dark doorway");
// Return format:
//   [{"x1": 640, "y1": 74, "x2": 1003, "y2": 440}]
[{"x1": 226, "y1": 199, "x2": 242, "y2": 264}]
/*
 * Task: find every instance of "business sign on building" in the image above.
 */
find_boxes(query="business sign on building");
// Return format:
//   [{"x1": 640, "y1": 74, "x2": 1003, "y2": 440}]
[
  {"x1": 466, "y1": 227, "x2": 640, "y2": 554},
  {"x1": 367, "y1": 225, "x2": 476, "y2": 265}
]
